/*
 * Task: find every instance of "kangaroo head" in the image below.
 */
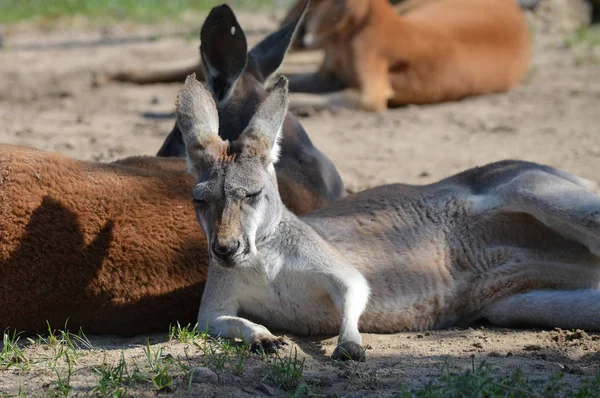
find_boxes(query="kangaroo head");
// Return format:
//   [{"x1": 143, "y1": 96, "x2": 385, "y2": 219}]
[
  {"x1": 199, "y1": 2, "x2": 306, "y2": 142},
  {"x1": 158, "y1": 3, "x2": 306, "y2": 159},
  {"x1": 176, "y1": 74, "x2": 288, "y2": 269},
  {"x1": 303, "y1": 0, "x2": 370, "y2": 48}
]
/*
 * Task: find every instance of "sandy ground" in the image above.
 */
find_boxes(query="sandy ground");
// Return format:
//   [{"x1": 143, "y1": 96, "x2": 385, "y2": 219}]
[{"x1": 0, "y1": 5, "x2": 599, "y2": 397}]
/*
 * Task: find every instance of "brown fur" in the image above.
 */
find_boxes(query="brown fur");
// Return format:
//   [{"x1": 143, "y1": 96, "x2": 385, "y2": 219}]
[
  {"x1": 0, "y1": 145, "x2": 320, "y2": 335},
  {"x1": 290, "y1": 0, "x2": 531, "y2": 111},
  {"x1": 282, "y1": 0, "x2": 427, "y2": 50},
  {"x1": 187, "y1": 135, "x2": 234, "y2": 170}
]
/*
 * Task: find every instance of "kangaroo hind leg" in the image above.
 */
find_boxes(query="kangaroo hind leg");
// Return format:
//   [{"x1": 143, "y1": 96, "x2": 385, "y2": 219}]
[
  {"x1": 483, "y1": 289, "x2": 600, "y2": 332},
  {"x1": 496, "y1": 169, "x2": 600, "y2": 256}
]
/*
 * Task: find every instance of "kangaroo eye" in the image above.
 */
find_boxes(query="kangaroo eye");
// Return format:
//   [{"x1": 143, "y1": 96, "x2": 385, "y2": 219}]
[
  {"x1": 245, "y1": 189, "x2": 263, "y2": 199},
  {"x1": 192, "y1": 198, "x2": 207, "y2": 206}
]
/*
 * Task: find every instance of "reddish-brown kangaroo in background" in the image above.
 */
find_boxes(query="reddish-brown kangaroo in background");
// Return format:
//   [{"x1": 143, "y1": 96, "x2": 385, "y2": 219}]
[
  {"x1": 106, "y1": 0, "x2": 538, "y2": 84},
  {"x1": 281, "y1": 0, "x2": 437, "y2": 50},
  {"x1": 105, "y1": 0, "x2": 434, "y2": 84},
  {"x1": 0, "y1": 4, "x2": 341, "y2": 337},
  {"x1": 157, "y1": 2, "x2": 343, "y2": 215},
  {"x1": 286, "y1": 0, "x2": 531, "y2": 111}
]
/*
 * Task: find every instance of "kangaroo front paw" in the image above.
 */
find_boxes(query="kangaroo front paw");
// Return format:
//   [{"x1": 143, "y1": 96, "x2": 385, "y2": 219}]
[
  {"x1": 332, "y1": 341, "x2": 366, "y2": 362},
  {"x1": 250, "y1": 335, "x2": 289, "y2": 354}
]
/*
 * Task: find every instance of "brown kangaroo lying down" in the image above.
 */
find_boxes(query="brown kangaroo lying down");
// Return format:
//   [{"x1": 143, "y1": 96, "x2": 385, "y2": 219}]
[
  {"x1": 105, "y1": 0, "x2": 433, "y2": 85},
  {"x1": 105, "y1": 0, "x2": 536, "y2": 87},
  {"x1": 283, "y1": 0, "x2": 539, "y2": 50},
  {"x1": 0, "y1": 144, "x2": 333, "y2": 336},
  {"x1": 287, "y1": 0, "x2": 531, "y2": 111},
  {"x1": 282, "y1": 0, "x2": 539, "y2": 49},
  {"x1": 282, "y1": 0, "x2": 440, "y2": 50}
]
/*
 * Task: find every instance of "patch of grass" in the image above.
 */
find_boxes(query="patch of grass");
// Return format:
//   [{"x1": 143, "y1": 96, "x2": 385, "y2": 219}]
[
  {"x1": 566, "y1": 26, "x2": 600, "y2": 49},
  {"x1": 142, "y1": 340, "x2": 173, "y2": 392},
  {"x1": 565, "y1": 25, "x2": 600, "y2": 66},
  {"x1": 263, "y1": 347, "x2": 306, "y2": 391},
  {"x1": 0, "y1": 0, "x2": 284, "y2": 24},
  {"x1": 35, "y1": 321, "x2": 93, "y2": 366},
  {"x1": 168, "y1": 322, "x2": 203, "y2": 344},
  {"x1": 194, "y1": 335, "x2": 232, "y2": 372},
  {"x1": 168, "y1": 347, "x2": 196, "y2": 394},
  {"x1": 192, "y1": 333, "x2": 250, "y2": 374},
  {"x1": 92, "y1": 351, "x2": 143, "y2": 398},
  {"x1": 51, "y1": 351, "x2": 73, "y2": 397},
  {"x1": 0, "y1": 329, "x2": 30, "y2": 371},
  {"x1": 229, "y1": 341, "x2": 250, "y2": 376},
  {"x1": 396, "y1": 361, "x2": 600, "y2": 398}
]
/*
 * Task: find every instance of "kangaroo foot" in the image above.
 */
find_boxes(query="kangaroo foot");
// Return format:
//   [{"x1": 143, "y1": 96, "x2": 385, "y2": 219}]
[
  {"x1": 250, "y1": 335, "x2": 289, "y2": 354},
  {"x1": 332, "y1": 341, "x2": 366, "y2": 361}
]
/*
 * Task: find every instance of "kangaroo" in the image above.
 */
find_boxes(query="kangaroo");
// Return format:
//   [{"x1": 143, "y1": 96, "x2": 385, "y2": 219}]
[
  {"x1": 157, "y1": 2, "x2": 343, "y2": 215},
  {"x1": 176, "y1": 75, "x2": 600, "y2": 361},
  {"x1": 282, "y1": 0, "x2": 440, "y2": 50},
  {"x1": 0, "y1": 139, "x2": 338, "y2": 336},
  {"x1": 286, "y1": 0, "x2": 531, "y2": 111}
]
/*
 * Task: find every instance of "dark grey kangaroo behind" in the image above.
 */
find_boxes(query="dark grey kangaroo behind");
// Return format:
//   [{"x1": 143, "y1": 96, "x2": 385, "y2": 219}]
[{"x1": 157, "y1": 1, "x2": 343, "y2": 214}]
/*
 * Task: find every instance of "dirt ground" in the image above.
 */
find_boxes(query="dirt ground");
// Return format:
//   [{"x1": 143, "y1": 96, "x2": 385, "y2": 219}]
[{"x1": 0, "y1": 4, "x2": 599, "y2": 397}]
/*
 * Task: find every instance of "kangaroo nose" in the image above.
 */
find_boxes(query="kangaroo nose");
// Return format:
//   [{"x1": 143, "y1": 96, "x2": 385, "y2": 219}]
[{"x1": 212, "y1": 239, "x2": 241, "y2": 259}]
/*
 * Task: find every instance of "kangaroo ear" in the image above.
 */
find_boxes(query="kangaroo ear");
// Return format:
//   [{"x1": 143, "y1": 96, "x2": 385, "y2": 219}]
[
  {"x1": 175, "y1": 74, "x2": 225, "y2": 174},
  {"x1": 247, "y1": 0, "x2": 309, "y2": 82},
  {"x1": 200, "y1": 4, "x2": 248, "y2": 103},
  {"x1": 240, "y1": 76, "x2": 289, "y2": 164}
]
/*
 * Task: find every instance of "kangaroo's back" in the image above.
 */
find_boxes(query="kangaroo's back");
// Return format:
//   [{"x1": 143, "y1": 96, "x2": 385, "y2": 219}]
[
  {"x1": 289, "y1": 0, "x2": 531, "y2": 110},
  {"x1": 301, "y1": 160, "x2": 600, "y2": 331},
  {"x1": 302, "y1": 161, "x2": 598, "y2": 279},
  {"x1": 390, "y1": 0, "x2": 531, "y2": 102}
]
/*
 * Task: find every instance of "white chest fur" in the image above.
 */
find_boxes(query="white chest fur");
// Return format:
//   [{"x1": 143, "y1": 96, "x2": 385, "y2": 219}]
[{"x1": 232, "y1": 255, "x2": 342, "y2": 336}]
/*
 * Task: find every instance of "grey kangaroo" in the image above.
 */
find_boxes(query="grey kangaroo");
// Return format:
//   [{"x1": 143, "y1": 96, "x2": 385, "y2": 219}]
[
  {"x1": 157, "y1": 2, "x2": 343, "y2": 215},
  {"x1": 176, "y1": 75, "x2": 600, "y2": 361}
]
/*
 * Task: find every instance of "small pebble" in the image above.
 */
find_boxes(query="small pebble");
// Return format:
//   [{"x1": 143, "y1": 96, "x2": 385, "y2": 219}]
[{"x1": 190, "y1": 366, "x2": 218, "y2": 384}]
